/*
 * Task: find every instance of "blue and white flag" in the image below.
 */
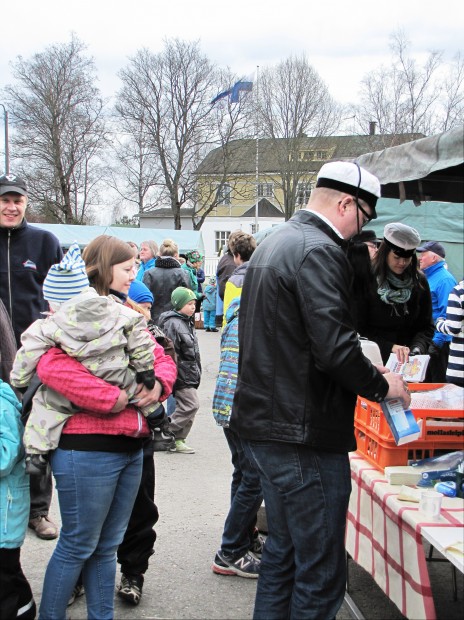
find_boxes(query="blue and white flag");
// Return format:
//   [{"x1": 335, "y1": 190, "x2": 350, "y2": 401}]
[{"x1": 211, "y1": 79, "x2": 253, "y2": 105}]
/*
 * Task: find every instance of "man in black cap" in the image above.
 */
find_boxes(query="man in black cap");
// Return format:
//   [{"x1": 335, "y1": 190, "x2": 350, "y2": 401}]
[
  {"x1": 229, "y1": 161, "x2": 411, "y2": 619},
  {"x1": 417, "y1": 241, "x2": 457, "y2": 382},
  {"x1": 0, "y1": 173, "x2": 62, "y2": 540}
]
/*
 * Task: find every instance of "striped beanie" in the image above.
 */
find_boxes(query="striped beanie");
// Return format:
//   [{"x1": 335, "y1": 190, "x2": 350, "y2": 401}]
[{"x1": 42, "y1": 242, "x2": 89, "y2": 304}]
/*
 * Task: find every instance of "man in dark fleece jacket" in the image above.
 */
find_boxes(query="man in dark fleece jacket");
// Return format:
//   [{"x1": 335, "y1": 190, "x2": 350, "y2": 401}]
[{"x1": 0, "y1": 173, "x2": 62, "y2": 541}]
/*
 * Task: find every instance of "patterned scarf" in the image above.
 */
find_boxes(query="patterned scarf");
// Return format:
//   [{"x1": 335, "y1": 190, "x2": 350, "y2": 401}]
[{"x1": 377, "y1": 271, "x2": 413, "y2": 305}]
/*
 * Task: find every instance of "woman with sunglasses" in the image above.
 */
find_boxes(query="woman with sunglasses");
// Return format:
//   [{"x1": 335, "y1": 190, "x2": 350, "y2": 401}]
[{"x1": 356, "y1": 222, "x2": 434, "y2": 364}]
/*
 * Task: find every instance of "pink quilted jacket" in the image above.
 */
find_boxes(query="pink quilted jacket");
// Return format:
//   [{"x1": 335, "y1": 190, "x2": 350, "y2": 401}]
[{"x1": 36, "y1": 337, "x2": 177, "y2": 437}]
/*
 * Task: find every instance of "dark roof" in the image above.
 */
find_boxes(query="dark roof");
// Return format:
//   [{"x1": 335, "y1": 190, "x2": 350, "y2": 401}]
[
  {"x1": 195, "y1": 133, "x2": 424, "y2": 176},
  {"x1": 242, "y1": 198, "x2": 284, "y2": 217},
  {"x1": 138, "y1": 206, "x2": 194, "y2": 219}
]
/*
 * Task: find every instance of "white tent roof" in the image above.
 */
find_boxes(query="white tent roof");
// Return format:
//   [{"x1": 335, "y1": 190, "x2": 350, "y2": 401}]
[{"x1": 29, "y1": 224, "x2": 204, "y2": 254}]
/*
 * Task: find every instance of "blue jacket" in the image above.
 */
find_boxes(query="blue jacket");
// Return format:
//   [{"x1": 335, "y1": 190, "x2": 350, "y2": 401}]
[
  {"x1": 424, "y1": 261, "x2": 457, "y2": 346},
  {"x1": 212, "y1": 298, "x2": 240, "y2": 426},
  {"x1": 0, "y1": 380, "x2": 30, "y2": 549},
  {"x1": 136, "y1": 258, "x2": 156, "y2": 281},
  {"x1": 202, "y1": 284, "x2": 217, "y2": 312}
]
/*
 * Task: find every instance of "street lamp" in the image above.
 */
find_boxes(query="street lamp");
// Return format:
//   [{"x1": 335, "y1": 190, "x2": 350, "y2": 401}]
[{"x1": 0, "y1": 103, "x2": 10, "y2": 175}]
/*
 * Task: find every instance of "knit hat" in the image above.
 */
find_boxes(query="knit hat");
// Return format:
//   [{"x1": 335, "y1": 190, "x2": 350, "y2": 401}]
[
  {"x1": 383, "y1": 223, "x2": 421, "y2": 258},
  {"x1": 129, "y1": 280, "x2": 154, "y2": 304},
  {"x1": 42, "y1": 242, "x2": 89, "y2": 304},
  {"x1": 186, "y1": 250, "x2": 203, "y2": 263},
  {"x1": 171, "y1": 287, "x2": 196, "y2": 311}
]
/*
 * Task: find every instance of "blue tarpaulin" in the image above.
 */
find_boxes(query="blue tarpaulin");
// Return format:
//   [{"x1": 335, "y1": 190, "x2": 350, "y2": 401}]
[{"x1": 30, "y1": 224, "x2": 204, "y2": 255}]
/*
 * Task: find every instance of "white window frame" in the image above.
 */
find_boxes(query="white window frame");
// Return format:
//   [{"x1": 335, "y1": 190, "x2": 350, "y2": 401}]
[
  {"x1": 215, "y1": 230, "x2": 231, "y2": 255},
  {"x1": 217, "y1": 183, "x2": 231, "y2": 205}
]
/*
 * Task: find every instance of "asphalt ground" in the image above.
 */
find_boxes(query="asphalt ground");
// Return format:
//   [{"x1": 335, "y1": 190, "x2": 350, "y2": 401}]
[{"x1": 21, "y1": 328, "x2": 463, "y2": 619}]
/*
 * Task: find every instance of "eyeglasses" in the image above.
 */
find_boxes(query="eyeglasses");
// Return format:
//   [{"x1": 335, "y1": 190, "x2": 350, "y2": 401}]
[
  {"x1": 353, "y1": 162, "x2": 373, "y2": 225},
  {"x1": 354, "y1": 198, "x2": 373, "y2": 225}
]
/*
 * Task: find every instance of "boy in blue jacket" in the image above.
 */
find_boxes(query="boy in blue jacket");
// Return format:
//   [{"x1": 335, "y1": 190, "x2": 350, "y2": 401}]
[{"x1": 0, "y1": 380, "x2": 36, "y2": 620}]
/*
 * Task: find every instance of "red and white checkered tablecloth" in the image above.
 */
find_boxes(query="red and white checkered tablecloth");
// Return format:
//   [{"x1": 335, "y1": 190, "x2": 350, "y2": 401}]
[{"x1": 346, "y1": 453, "x2": 464, "y2": 620}]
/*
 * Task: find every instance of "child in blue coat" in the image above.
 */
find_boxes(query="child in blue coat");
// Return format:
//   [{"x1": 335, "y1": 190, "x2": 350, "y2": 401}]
[
  {"x1": 203, "y1": 276, "x2": 218, "y2": 332},
  {"x1": 0, "y1": 380, "x2": 36, "y2": 620}
]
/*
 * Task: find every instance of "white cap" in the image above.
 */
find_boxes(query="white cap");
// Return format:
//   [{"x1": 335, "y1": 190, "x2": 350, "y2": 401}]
[
  {"x1": 383, "y1": 222, "x2": 421, "y2": 257},
  {"x1": 316, "y1": 161, "x2": 381, "y2": 217}
]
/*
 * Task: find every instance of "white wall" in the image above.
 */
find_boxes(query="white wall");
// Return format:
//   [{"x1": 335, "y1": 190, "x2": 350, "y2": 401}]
[{"x1": 199, "y1": 216, "x2": 284, "y2": 257}]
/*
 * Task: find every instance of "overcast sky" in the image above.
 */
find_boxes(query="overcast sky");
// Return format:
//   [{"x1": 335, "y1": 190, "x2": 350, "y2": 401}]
[{"x1": 1, "y1": 0, "x2": 462, "y2": 110}]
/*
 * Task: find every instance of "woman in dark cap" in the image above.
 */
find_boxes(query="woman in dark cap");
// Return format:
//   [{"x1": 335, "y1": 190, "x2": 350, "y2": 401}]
[{"x1": 356, "y1": 222, "x2": 434, "y2": 364}]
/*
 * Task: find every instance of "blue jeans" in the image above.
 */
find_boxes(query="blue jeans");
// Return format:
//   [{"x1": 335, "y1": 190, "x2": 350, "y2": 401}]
[
  {"x1": 38, "y1": 448, "x2": 143, "y2": 620},
  {"x1": 242, "y1": 440, "x2": 351, "y2": 620},
  {"x1": 221, "y1": 428, "x2": 263, "y2": 558},
  {"x1": 203, "y1": 309, "x2": 216, "y2": 330}
]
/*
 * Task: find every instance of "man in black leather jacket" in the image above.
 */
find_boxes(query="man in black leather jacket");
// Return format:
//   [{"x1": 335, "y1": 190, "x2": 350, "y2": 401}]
[{"x1": 230, "y1": 161, "x2": 410, "y2": 620}]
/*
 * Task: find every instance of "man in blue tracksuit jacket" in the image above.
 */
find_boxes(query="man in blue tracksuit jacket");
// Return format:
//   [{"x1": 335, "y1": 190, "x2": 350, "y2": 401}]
[
  {"x1": 418, "y1": 240, "x2": 457, "y2": 382},
  {"x1": 0, "y1": 173, "x2": 62, "y2": 541}
]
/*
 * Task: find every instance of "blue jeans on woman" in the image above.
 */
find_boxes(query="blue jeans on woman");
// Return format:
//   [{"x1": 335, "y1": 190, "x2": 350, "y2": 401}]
[
  {"x1": 38, "y1": 448, "x2": 143, "y2": 620},
  {"x1": 242, "y1": 440, "x2": 351, "y2": 620}
]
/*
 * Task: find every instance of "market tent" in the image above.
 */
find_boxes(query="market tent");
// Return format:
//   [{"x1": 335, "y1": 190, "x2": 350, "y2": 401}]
[
  {"x1": 29, "y1": 224, "x2": 204, "y2": 255},
  {"x1": 356, "y1": 126, "x2": 464, "y2": 204},
  {"x1": 254, "y1": 197, "x2": 463, "y2": 279}
]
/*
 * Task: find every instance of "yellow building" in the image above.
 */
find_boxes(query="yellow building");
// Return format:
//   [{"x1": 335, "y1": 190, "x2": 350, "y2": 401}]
[{"x1": 194, "y1": 133, "x2": 423, "y2": 221}]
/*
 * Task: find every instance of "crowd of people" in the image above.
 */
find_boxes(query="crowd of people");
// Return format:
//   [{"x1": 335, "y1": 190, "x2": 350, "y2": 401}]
[{"x1": 0, "y1": 165, "x2": 463, "y2": 620}]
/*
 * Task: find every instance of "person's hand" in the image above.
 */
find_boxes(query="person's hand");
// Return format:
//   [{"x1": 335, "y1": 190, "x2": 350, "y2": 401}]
[
  {"x1": 135, "y1": 379, "x2": 163, "y2": 408},
  {"x1": 383, "y1": 372, "x2": 412, "y2": 409},
  {"x1": 392, "y1": 344, "x2": 410, "y2": 364},
  {"x1": 428, "y1": 343, "x2": 442, "y2": 357},
  {"x1": 111, "y1": 389, "x2": 129, "y2": 413}
]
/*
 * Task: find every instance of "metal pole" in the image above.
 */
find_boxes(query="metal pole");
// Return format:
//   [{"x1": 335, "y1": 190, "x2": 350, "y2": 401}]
[
  {"x1": 254, "y1": 66, "x2": 259, "y2": 234},
  {"x1": 0, "y1": 104, "x2": 9, "y2": 175}
]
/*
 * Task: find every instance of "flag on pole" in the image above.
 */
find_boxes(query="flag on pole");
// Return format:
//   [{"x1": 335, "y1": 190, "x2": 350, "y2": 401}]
[{"x1": 211, "y1": 79, "x2": 253, "y2": 105}]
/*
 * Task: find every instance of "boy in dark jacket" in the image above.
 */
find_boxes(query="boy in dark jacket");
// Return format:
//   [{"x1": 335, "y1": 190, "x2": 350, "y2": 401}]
[{"x1": 159, "y1": 288, "x2": 202, "y2": 454}]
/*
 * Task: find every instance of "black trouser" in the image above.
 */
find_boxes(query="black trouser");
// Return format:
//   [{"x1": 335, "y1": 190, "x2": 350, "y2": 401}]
[
  {"x1": 117, "y1": 436, "x2": 159, "y2": 576},
  {"x1": 29, "y1": 469, "x2": 53, "y2": 519},
  {"x1": 425, "y1": 342, "x2": 450, "y2": 383},
  {"x1": 0, "y1": 548, "x2": 36, "y2": 620}
]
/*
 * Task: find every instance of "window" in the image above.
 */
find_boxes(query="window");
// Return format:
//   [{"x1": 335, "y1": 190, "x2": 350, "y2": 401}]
[
  {"x1": 217, "y1": 183, "x2": 231, "y2": 205},
  {"x1": 296, "y1": 183, "x2": 312, "y2": 207},
  {"x1": 257, "y1": 183, "x2": 273, "y2": 198},
  {"x1": 215, "y1": 231, "x2": 231, "y2": 255}
]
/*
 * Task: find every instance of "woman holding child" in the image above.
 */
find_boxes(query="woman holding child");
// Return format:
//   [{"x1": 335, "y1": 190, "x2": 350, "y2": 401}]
[{"x1": 35, "y1": 236, "x2": 176, "y2": 619}]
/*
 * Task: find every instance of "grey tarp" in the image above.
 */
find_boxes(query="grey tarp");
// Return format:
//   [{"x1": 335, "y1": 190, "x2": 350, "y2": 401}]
[
  {"x1": 356, "y1": 126, "x2": 464, "y2": 204},
  {"x1": 29, "y1": 224, "x2": 204, "y2": 255}
]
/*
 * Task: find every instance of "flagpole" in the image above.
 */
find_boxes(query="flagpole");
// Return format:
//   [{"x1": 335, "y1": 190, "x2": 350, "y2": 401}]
[{"x1": 254, "y1": 65, "x2": 260, "y2": 234}]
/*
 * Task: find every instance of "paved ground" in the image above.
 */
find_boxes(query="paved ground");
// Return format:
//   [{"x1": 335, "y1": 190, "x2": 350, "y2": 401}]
[{"x1": 21, "y1": 329, "x2": 463, "y2": 619}]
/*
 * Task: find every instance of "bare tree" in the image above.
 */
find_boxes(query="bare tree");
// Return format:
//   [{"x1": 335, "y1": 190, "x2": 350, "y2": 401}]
[
  {"x1": 258, "y1": 55, "x2": 341, "y2": 220},
  {"x1": 354, "y1": 30, "x2": 463, "y2": 136},
  {"x1": 105, "y1": 116, "x2": 163, "y2": 214},
  {"x1": 116, "y1": 39, "x2": 239, "y2": 229},
  {"x1": 4, "y1": 35, "x2": 106, "y2": 223},
  {"x1": 439, "y1": 52, "x2": 464, "y2": 131},
  {"x1": 192, "y1": 69, "x2": 255, "y2": 229}
]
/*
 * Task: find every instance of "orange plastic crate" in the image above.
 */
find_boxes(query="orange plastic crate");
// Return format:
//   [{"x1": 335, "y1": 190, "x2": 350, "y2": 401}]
[
  {"x1": 355, "y1": 383, "x2": 463, "y2": 445},
  {"x1": 354, "y1": 422, "x2": 456, "y2": 470}
]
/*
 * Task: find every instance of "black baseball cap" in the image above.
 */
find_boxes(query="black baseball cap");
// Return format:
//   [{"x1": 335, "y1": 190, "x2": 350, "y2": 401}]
[{"x1": 0, "y1": 174, "x2": 28, "y2": 197}]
